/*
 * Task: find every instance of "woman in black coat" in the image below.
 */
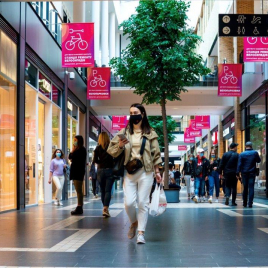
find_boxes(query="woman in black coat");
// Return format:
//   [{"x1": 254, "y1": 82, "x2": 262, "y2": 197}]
[{"x1": 69, "y1": 135, "x2": 87, "y2": 215}]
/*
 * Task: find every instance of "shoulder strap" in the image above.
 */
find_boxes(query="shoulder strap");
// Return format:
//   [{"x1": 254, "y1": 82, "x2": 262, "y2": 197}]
[
  {"x1": 225, "y1": 151, "x2": 234, "y2": 166},
  {"x1": 140, "y1": 137, "x2": 147, "y2": 156}
]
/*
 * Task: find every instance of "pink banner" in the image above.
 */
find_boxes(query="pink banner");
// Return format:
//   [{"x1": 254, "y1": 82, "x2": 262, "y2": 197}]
[
  {"x1": 87, "y1": 68, "x2": 111, "y2": 100},
  {"x1": 195, "y1": 116, "x2": 210, "y2": 129},
  {"x1": 112, "y1": 116, "x2": 127, "y2": 130},
  {"x1": 178, "y1": 145, "x2": 187, "y2": 151},
  {"x1": 62, "y1": 23, "x2": 94, "y2": 68},
  {"x1": 244, "y1": 37, "x2": 268, "y2": 62},
  {"x1": 189, "y1": 119, "x2": 196, "y2": 129},
  {"x1": 218, "y1": 64, "x2": 242, "y2": 97},
  {"x1": 184, "y1": 129, "x2": 195, "y2": 143}
]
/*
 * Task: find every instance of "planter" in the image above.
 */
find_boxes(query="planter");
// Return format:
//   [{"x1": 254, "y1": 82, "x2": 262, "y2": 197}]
[{"x1": 165, "y1": 188, "x2": 180, "y2": 203}]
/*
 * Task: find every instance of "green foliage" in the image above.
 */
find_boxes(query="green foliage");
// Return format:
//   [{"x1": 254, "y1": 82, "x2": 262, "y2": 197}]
[
  {"x1": 110, "y1": 0, "x2": 210, "y2": 104},
  {"x1": 148, "y1": 116, "x2": 177, "y2": 149},
  {"x1": 249, "y1": 116, "x2": 266, "y2": 150}
]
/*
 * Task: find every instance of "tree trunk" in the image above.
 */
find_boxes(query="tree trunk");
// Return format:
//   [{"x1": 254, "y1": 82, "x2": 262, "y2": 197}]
[{"x1": 160, "y1": 96, "x2": 169, "y2": 189}]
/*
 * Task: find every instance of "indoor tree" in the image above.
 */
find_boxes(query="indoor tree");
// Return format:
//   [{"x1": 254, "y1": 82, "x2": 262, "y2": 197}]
[{"x1": 110, "y1": 0, "x2": 209, "y2": 187}]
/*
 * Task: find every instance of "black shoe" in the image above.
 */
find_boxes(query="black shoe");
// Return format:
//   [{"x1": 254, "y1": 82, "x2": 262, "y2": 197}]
[
  {"x1": 232, "y1": 203, "x2": 237, "y2": 206},
  {"x1": 248, "y1": 205, "x2": 253, "y2": 208},
  {"x1": 225, "y1": 197, "x2": 229, "y2": 206},
  {"x1": 243, "y1": 204, "x2": 247, "y2": 208},
  {"x1": 71, "y1": 206, "x2": 83, "y2": 215}
]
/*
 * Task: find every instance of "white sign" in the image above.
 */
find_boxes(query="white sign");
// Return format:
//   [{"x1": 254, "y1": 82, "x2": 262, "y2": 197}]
[
  {"x1": 67, "y1": 101, "x2": 73, "y2": 111},
  {"x1": 39, "y1": 79, "x2": 51, "y2": 92},
  {"x1": 223, "y1": 128, "x2": 230, "y2": 137},
  {"x1": 92, "y1": 126, "x2": 99, "y2": 136}
]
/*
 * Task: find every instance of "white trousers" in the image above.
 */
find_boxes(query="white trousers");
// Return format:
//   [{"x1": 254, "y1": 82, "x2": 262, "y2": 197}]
[
  {"x1": 123, "y1": 168, "x2": 154, "y2": 232},
  {"x1": 185, "y1": 175, "x2": 194, "y2": 195},
  {"x1": 53, "y1": 175, "x2": 65, "y2": 200}
]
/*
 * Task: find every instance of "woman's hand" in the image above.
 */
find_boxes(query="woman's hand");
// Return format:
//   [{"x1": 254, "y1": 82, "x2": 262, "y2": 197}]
[
  {"x1": 64, "y1": 164, "x2": 67, "y2": 168},
  {"x1": 119, "y1": 138, "x2": 129, "y2": 149},
  {"x1": 48, "y1": 178, "x2": 52, "y2": 184},
  {"x1": 155, "y1": 173, "x2": 162, "y2": 183}
]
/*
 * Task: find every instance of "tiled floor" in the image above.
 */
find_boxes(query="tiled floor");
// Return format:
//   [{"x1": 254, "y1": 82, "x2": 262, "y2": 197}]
[{"x1": 0, "y1": 188, "x2": 268, "y2": 267}]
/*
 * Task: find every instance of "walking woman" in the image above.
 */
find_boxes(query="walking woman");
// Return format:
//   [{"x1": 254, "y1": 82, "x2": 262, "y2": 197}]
[
  {"x1": 48, "y1": 149, "x2": 66, "y2": 206},
  {"x1": 108, "y1": 103, "x2": 162, "y2": 244},
  {"x1": 93, "y1": 132, "x2": 114, "y2": 217},
  {"x1": 69, "y1": 135, "x2": 87, "y2": 215},
  {"x1": 182, "y1": 154, "x2": 196, "y2": 198}
]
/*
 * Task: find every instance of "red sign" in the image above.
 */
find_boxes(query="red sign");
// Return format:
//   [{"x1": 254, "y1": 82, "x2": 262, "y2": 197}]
[
  {"x1": 87, "y1": 68, "x2": 111, "y2": 100},
  {"x1": 112, "y1": 116, "x2": 127, "y2": 130},
  {"x1": 184, "y1": 129, "x2": 195, "y2": 143},
  {"x1": 62, "y1": 23, "x2": 94, "y2": 68},
  {"x1": 178, "y1": 145, "x2": 187, "y2": 151},
  {"x1": 218, "y1": 64, "x2": 242, "y2": 97},
  {"x1": 195, "y1": 116, "x2": 210, "y2": 129},
  {"x1": 212, "y1": 131, "x2": 218, "y2": 145},
  {"x1": 244, "y1": 37, "x2": 268, "y2": 62}
]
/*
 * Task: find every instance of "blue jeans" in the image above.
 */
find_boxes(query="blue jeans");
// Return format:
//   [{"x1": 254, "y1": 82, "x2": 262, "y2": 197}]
[
  {"x1": 209, "y1": 171, "x2": 220, "y2": 197},
  {"x1": 195, "y1": 177, "x2": 205, "y2": 196},
  {"x1": 242, "y1": 173, "x2": 255, "y2": 206}
]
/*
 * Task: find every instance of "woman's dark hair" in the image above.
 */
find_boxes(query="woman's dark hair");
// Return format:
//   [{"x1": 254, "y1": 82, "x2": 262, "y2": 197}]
[
  {"x1": 75, "y1": 135, "x2": 84, "y2": 148},
  {"x1": 52, "y1": 149, "x2": 65, "y2": 160},
  {"x1": 127, "y1": 103, "x2": 151, "y2": 135}
]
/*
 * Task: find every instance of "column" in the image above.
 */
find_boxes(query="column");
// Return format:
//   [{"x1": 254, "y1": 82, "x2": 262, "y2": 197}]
[
  {"x1": 73, "y1": 1, "x2": 85, "y2": 23},
  {"x1": 101, "y1": 1, "x2": 109, "y2": 66},
  {"x1": 109, "y1": 12, "x2": 116, "y2": 60},
  {"x1": 115, "y1": 33, "x2": 120, "y2": 58},
  {"x1": 92, "y1": 1, "x2": 100, "y2": 66},
  {"x1": 207, "y1": 130, "x2": 212, "y2": 159},
  {"x1": 218, "y1": 116, "x2": 224, "y2": 158},
  {"x1": 234, "y1": 98, "x2": 242, "y2": 154}
]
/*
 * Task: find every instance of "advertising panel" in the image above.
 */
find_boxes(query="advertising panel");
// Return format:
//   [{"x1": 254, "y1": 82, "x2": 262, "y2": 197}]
[
  {"x1": 184, "y1": 129, "x2": 195, "y2": 143},
  {"x1": 178, "y1": 145, "x2": 187, "y2": 151},
  {"x1": 112, "y1": 116, "x2": 127, "y2": 130},
  {"x1": 244, "y1": 37, "x2": 268, "y2": 62},
  {"x1": 218, "y1": 64, "x2": 242, "y2": 97},
  {"x1": 62, "y1": 23, "x2": 94, "y2": 67},
  {"x1": 195, "y1": 116, "x2": 210, "y2": 129},
  {"x1": 87, "y1": 68, "x2": 111, "y2": 100}
]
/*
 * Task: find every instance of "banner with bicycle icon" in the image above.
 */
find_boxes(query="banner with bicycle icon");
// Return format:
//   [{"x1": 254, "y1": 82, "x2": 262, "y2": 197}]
[
  {"x1": 218, "y1": 64, "x2": 242, "y2": 97},
  {"x1": 87, "y1": 68, "x2": 111, "y2": 100},
  {"x1": 244, "y1": 37, "x2": 268, "y2": 62},
  {"x1": 62, "y1": 23, "x2": 94, "y2": 67}
]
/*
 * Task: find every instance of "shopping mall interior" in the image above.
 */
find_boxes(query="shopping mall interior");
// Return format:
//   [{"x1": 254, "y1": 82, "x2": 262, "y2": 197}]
[{"x1": 1, "y1": 0, "x2": 268, "y2": 267}]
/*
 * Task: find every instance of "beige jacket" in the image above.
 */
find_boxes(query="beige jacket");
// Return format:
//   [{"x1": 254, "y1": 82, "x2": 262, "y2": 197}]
[{"x1": 107, "y1": 128, "x2": 162, "y2": 172}]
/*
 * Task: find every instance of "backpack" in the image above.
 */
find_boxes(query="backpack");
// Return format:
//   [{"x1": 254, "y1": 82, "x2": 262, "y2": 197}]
[{"x1": 185, "y1": 161, "x2": 191, "y2": 174}]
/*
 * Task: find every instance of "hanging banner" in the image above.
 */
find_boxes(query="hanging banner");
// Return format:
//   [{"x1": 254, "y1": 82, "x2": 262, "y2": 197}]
[
  {"x1": 218, "y1": 64, "x2": 242, "y2": 97},
  {"x1": 189, "y1": 119, "x2": 196, "y2": 129},
  {"x1": 244, "y1": 37, "x2": 268, "y2": 62},
  {"x1": 212, "y1": 131, "x2": 218, "y2": 145},
  {"x1": 195, "y1": 116, "x2": 210, "y2": 129},
  {"x1": 62, "y1": 23, "x2": 94, "y2": 68},
  {"x1": 184, "y1": 129, "x2": 195, "y2": 143},
  {"x1": 178, "y1": 145, "x2": 187, "y2": 151},
  {"x1": 87, "y1": 68, "x2": 111, "y2": 100},
  {"x1": 112, "y1": 116, "x2": 127, "y2": 130}
]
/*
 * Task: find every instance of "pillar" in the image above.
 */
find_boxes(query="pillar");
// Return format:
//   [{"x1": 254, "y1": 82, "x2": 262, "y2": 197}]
[
  {"x1": 73, "y1": 1, "x2": 85, "y2": 23},
  {"x1": 109, "y1": 12, "x2": 116, "y2": 60},
  {"x1": 234, "y1": 98, "x2": 242, "y2": 154},
  {"x1": 207, "y1": 130, "x2": 212, "y2": 159},
  {"x1": 218, "y1": 116, "x2": 224, "y2": 158},
  {"x1": 92, "y1": 1, "x2": 100, "y2": 66},
  {"x1": 115, "y1": 33, "x2": 120, "y2": 58},
  {"x1": 101, "y1": 1, "x2": 109, "y2": 66}
]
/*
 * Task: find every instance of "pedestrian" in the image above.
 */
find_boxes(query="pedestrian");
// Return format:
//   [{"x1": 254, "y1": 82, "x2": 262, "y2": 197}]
[
  {"x1": 89, "y1": 162, "x2": 99, "y2": 198},
  {"x1": 218, "y1": 143, "x2": 239, "y2": 206},
  {"x1": 163, "y1": 163, "x2": 181, "y2": 189},
  {"x1": 237, "y1": 141, "x2": 261, "y2": 208},
  {"x1": 93, "y1": 132, "x2": 114, "y2": 217},
  {"x1": 182, "y1": 154, "x2": 196, "y2": 198},
  {"x1": 69, "y1": 135, "x2": 87, "y2": 215},
  {"x1": 48, "y1": 149, "x2": 66, "y2": 206},
  {"x1": 193, "y1": 147, "x2": 210, "y2": 203},
  {"x1": 174, "y1": 168, "x2": 181, "y2": 185},
  {"x1": 107, "y1": 103, "x2": 162, "y2": 244},
  {"x1": 208, "y1": 157, "x2": 221, "y2": 203}
]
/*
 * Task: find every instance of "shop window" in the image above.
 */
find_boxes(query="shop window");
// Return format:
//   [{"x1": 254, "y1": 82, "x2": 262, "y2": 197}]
[
  {"x1": 67, "y1": 100, "x2": 78, "y2": 120},
  {"x1": 25, "y1": 60, "x2": 38, "y2": 88},
  {"x1": 39, "y1": 72, "x2": 51, "y2": 99},
  {"x1": 52, "y1": 85, "x2": 61, "y2": 107},
  {"x1": 52, "y1": 105, "x2": 61, "y2": 150}
]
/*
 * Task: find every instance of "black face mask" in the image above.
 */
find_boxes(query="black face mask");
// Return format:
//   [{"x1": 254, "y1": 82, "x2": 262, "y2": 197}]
[{"x1": 129, "y1": 114, "x2": 142, "y2": 125}]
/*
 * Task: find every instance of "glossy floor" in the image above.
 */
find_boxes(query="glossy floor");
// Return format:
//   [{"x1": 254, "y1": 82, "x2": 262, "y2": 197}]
[{"x1": 0, "y1": 188, "x2": 268, "y2": 267}]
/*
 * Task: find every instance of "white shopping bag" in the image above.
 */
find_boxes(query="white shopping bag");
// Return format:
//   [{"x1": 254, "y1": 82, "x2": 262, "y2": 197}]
[{"x1": 149, "y1": 184, "x2": 167, "y2": 217}]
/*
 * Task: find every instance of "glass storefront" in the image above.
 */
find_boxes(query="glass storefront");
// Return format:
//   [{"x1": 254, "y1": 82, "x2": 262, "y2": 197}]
[{"x1": 0, "y1": 29, "x2": 17, "y2": 212}]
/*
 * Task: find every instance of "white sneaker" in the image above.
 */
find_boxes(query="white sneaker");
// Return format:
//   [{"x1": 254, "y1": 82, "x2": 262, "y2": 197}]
[
  {"x1": 54, "y1": 201, "x2": 58, "y2": 206},
  {"x1": 137, "y1": 233, "x2": 146, "y2": 244},
  {"x1": 94, "y1": 195, "x2": 98, "y2": 198},
  {"x1": 208, "y1": 197, "x2": 213, "y2": 203},
  {"x1": 215, "y1": 199, "x2": 219, "y2": 203},
  {"x1": 193, "y1": 196, "x2": 199, "y2": 203}
]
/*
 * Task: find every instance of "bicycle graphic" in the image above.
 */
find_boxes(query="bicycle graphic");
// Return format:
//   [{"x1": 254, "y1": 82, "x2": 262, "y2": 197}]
[
  {"x1": 90, "y1": 73, "x2": 106, "y2": 88},
  {"x1": 221, "y1": 66, "x2": 238, "y2": 85},
  {"x1": 247, "y1": 37, "x2": 268, "y2": 45},
  {"x1": 65, "y1": 29, "x2": 88, "y2": 51}
]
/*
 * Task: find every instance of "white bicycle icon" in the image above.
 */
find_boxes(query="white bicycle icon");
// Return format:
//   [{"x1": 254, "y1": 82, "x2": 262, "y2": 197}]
[
  {"x1": 65, "y1": 29, "x2": 88, "y2": 51},
  {"x1": 247, "y1": 37, "x2": 268, "y2": 45},
  {"x1": 221, "y1": 66, "x2": 238, "y2": 84},
  {"x1": 90, "y1": 75, "x2": 106, "y2": 88}
]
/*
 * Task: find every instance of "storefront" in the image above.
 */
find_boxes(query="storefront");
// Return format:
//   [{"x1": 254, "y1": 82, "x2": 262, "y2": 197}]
[
  {"x1": 0, "y1": 28, "x2": 17, "y2": 212},
  {"x1": 222, "y1": 112, "x2": 235, "y2": 153},
  {"x1": 202, "y1": 135, "x2": 208, "y2": 158},
  {"x1": 211, "y1": 127, "x2": 218, "y2": 159}
]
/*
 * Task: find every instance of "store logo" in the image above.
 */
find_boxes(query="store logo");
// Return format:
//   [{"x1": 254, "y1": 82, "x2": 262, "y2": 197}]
[
  {"x1": 223, "y1": 128, "x2": 230, "y2": 137},
  {"x1": 39, "y1": 79, "x2": 51, "y2": 93},
  {"x1": 67, "y1": 101, "x2": 73, "y2": 111}
]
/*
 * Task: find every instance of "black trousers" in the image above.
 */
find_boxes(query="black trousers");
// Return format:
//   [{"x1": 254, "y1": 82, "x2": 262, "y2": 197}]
[
  {"x1": 225, "y1": 174, "x2": 238, "y2": 204},
  {"x1": 92, "y1": 179, "x2": 99, "y2": 196},
  {"x1": 97, "y1": 168, "x2": 115, "y2": 207}
]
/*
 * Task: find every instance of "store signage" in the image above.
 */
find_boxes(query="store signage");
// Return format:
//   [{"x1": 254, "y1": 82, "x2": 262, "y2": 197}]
[
  {"x1": 39, "y1": 79, "x2": 51, "y2": 93},
  {"x1": 62, "y1": 23, "x2": 94, "y2": 67},
  {"x1": 67, "y1": 101, "x2": 73, "y2": 111},
  {"x1": 218, "y1": 64, "x2": 242, "y2": 97},
  {"x1": 212, "y1": 131, "x2": 218, "y2": 145},
  {"x1": 219, "y1": 14, "x2": 268, "y2": 37},
  {"x1": 231, "y1": 122, "x2": 235, "y2": 128},
  {"x1": 184, "y1": 129, "x2": 195, "y2": 143},
  {"x1": 87, "y1": 68, "x2": 111, "y2": 100},
  {"x1": 223, "y1": 128, "x2": 230, "y2": 137},
  {"x1": 203, "y1": 141, "x2": 208, "y2": 148},
  {"x1": 195, "y1": 116, "x2": 210, "y2": 129},
  {"x1": 189, "y1": 119, "x2": 196, "y2": 129},
  {"x1": 244, "y1": 37, "x2": 268, "y2": 62},
  {"x1": 178, "y1": 145, "x2": 187, "y2": 151},
  {"x1": 92, "y1": 126, "x2": 99, "y2": 136},
  {"x1": 112, "y1": 116, "x2": 127, "y2": 130}
]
